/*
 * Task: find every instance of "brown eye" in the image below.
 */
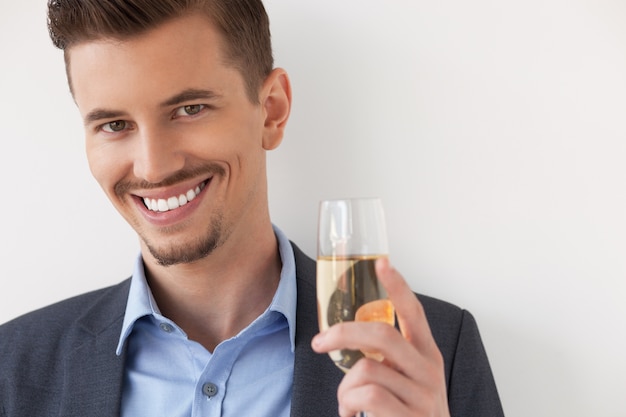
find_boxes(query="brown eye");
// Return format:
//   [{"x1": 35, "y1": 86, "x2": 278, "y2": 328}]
[
  {"x1": 181, "y1": 104, "x2": 204, "y2": 116},
  {"x1": 103, "y1": 120, "x2": 127, "y2": 132}
]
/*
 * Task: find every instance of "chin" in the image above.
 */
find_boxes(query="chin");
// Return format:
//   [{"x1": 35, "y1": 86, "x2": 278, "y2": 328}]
[
  {"x1": 144, "y1": 226, "x2": 224, "y2": 267},
  {"x1": 149, "y1": 244, "x2": 216, "y2": 267}
]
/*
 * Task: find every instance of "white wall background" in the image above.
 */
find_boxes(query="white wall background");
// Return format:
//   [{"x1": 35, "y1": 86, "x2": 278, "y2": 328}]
[{"x1": 1, "y1": 1, "x2": 625, "y2": 416}]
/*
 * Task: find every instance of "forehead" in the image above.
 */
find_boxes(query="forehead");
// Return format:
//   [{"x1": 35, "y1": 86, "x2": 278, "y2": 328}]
[{"x1": 67, "y1": 13, "x2": 239, "y2": 111}]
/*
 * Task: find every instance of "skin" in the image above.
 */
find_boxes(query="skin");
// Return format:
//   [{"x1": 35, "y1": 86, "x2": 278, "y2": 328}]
[{"x1": 67, "y1": 11, "x2": 450, "y2": 417}]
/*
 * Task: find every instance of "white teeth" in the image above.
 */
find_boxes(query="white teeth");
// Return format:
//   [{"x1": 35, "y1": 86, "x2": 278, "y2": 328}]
[
  {"x1": 157, "y1": 199, "x2": 169, "y2": 212},
  {"x1": 143, "y1": 181, "x2": 205, "y2": 212},
  {"x1": 186, "y1": 189, "x2": 196, "y2": 202},
  {"x1": 167, "y1": 196, "x2": 179, "y2": 210}
]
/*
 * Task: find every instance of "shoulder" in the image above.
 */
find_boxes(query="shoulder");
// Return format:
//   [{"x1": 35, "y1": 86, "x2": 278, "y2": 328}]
[
  {"x1": 0, "y1": 280, "x2": 131, "y2": 416},
  {"x1": 1, "y1": 278, "x2": 130, "y2": 329},
  {"x1": 417, "y1": 293, "x2": 466, "y2": 340},
  {"x1": 0, "y1": 279, "x2": 131, "y2": 359},
  {"x1": 415, "y1": 294, "x2": 472, "y2": 359}
]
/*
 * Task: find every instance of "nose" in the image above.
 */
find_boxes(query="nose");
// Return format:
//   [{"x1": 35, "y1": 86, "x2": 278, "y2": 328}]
[{"x1": 133, "y1": 126, "x2": 185, "y2": 184}]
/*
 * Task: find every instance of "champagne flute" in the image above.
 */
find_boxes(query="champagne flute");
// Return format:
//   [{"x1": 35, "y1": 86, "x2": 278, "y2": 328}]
[{"x1": 317, "y1": 198, "x2": 395, "y2": 417}]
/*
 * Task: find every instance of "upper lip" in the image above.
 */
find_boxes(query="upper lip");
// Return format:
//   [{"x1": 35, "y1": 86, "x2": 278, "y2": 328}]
[{"x1": 133, "y1": 177, "x2": 210, "y2": 200}]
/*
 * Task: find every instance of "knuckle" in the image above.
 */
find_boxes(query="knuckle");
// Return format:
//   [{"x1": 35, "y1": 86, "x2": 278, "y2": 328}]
[
  {"x1": 371, "y1": 320, "x2": 398, "y2": 339},
  {"x1": 353, "y1": 356, "x2": 378, "y2": 375},
  {"x1": 366, "y1": 384, "x2": 388, "y2": 404},
  {"x1": 420, "y1": 392, "x2": 437, "y2": 413}
]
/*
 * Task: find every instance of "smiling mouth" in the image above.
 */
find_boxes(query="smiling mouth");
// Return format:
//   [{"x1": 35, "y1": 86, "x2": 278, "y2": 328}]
[{"x1": 142, "y1": 181, "x2": 207, "y2": 212}]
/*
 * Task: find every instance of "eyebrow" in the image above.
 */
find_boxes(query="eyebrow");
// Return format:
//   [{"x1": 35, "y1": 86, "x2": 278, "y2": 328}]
[
  {"x1": 83, "y1": 88, "x2": 222, "y2": 126},
  {"x1": 84, "y1": 109, "x2": 128, "y2": 126},
  {"x1": 160, "y1": 88, "x2": 222, "y2": 107}
]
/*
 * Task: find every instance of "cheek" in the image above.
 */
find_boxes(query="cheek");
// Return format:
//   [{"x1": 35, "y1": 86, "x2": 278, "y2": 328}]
[
  {"x1": 85, "y1": 139, "x2": 127, "y2": 195},
  {"x1": 186, "y1": 121, "x2": 259, "y2": 164}
]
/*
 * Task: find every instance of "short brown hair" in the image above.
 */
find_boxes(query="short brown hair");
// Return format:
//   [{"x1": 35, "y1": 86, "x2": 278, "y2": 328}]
[{"x1": 47, "y1": 0, "x2": 273, "y2": 101}]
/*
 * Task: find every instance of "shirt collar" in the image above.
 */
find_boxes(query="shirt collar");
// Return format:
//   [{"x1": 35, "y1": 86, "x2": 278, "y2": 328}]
[
  {"x1": 116, "y1": 224, "x2": 297, "y2": 355},
  {"x1": 270, "y1": 224, "x2": 297, "y2": 352}
]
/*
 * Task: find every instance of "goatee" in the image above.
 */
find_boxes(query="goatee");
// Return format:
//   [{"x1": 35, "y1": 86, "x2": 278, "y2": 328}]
[{"x1": 145, "y1": 215, "x2": 225, "y2": 266}]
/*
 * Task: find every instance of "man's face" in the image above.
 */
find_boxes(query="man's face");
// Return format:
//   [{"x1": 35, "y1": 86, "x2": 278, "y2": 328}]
[{"x1": 69, "y1": 14, "x2": 272, "y2": 266}]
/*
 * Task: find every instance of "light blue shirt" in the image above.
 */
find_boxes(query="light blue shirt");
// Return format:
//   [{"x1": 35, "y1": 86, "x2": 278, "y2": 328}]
[{"x1": 116, "y1": 226, "x2": 297, "y2": 417}]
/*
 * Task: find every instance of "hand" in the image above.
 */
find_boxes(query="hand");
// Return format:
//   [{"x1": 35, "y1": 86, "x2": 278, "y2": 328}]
[{"x1": 311, "y1": 258, "x2": 451, "y2": 417}]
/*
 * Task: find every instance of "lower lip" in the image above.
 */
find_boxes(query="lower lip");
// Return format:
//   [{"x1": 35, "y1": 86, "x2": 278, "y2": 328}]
[{"x1": 135, "y1": 181, "x2": 208, "y2": 227}]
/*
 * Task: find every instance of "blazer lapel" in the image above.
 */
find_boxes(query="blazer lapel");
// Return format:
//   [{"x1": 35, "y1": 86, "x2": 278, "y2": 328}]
[
  {"x1": 290, "y1": 244, "x2": 344, "y2": 417},
  {"x1": 58, "y1": 280, "x2": 130, "y2": 417}
]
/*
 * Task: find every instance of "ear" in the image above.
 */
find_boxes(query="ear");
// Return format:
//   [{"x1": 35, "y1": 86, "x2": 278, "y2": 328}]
[{"x1": 260, "y1": 68, "x2": 292, "y2": 150}]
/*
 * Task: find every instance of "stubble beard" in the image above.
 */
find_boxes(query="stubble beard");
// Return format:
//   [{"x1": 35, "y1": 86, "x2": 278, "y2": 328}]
[{"x1": 144, "y1": 212, "x2": 225, "y2": 266}]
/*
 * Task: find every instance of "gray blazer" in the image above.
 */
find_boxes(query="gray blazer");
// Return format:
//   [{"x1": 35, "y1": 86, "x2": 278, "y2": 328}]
[{"x1": 0, "y1": 244, "x2": 504, "y2": 416}]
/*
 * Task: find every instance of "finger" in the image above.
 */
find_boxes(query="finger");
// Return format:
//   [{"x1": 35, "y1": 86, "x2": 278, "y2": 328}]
[
  {"x1": 311, "y1": 320, "x2": 409, "y2": 364},
  {"x1": 329, "y1": 322, "x2": 445, "y2": 390},
  {"x1": 339, "y1": 358, "x2": 450, "y2": 417},
  {"x1": 312, "y1": 320, "x2": 438, "y2": 387},
  {"x1": 375, "y1": 257, "x2": 440, "y2": 357},
  {"x1": 338, "y1": 357, "x2": 421, "y2": 412},
  {"x1": 337, "y1": 382, "x2": 407, "y2": 417}
]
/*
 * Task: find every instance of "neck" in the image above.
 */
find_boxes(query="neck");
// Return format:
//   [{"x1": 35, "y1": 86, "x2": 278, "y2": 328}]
[{"x1": 141, "y1": 222, "x2": 282, "y2": 352}]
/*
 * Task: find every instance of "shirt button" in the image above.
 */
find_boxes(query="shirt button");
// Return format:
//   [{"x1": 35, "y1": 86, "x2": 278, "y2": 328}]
[
  {"x1": 159, "y1": 322, "x2": 174, "y2": 333},
  {"x1": 202, "y1": 382, "x2": 218, "y2": 398}
]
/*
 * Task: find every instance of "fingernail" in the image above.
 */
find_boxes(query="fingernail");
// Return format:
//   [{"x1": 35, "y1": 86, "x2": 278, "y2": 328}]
[{"x1": 311, "y1": 332, "x2": 325, "y2": 349}]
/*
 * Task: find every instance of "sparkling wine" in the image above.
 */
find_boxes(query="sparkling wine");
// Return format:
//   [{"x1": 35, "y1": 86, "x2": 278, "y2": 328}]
[{"x1": 317, "y1": 255, "x2": 395, "y2": 371}]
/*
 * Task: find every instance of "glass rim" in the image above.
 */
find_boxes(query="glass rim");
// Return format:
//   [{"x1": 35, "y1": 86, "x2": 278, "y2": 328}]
[{"x1": 319, "y1": 196, "x2": 382, "y2": 203}]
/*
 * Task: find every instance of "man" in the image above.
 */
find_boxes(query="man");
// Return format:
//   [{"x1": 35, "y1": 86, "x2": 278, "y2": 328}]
[{"x1": 0, "y1": 1, "x2": 504, "y2": 416}]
